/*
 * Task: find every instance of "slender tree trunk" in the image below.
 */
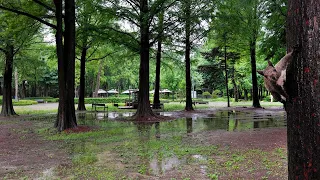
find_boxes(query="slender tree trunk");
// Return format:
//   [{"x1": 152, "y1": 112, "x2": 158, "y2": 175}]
[
  {"x1": 54, "y1": 0, "x2": 77, "y2": 131},
  {"x1": 285, "y1": 0, "x2": 320, "y2": 179},
  {"x1": 250, "y1": 40, "x2": 261, "y2": 108},
  {"x1": 244, "y1": 88, "x2": 248, "y2": 101},
  {"x1": 21, "y1": 80, "x2": 26, "y2": 98},
  {"x1": 77, "y1": 46, "x2": 87, "y2": 110},
  {"x1": 93, "y1": 60, "x2": 103, "y2": 98},
  {"x1": 184, "y1": 0, "x2": 194, "y2": 111},
  {"x1": 232, "y1": 77, "x2": 238, "y2": 102},
  {"x1": 224, "y1": 43, "x2": 230, "y2": 107},
  {"x1": 153, "y1": 11, "x2": 164, "y2": 109},
  {"x1": 14, "y1": 68, "x2": 18, "y2": 101},
  {"x1": 1, "y1": 44, "x2": 16, "y2": 116}
]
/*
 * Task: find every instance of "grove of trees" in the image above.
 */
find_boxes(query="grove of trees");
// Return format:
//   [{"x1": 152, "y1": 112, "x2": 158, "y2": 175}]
[{"x1": 0, "y1": 0, "x2": 287, "y2": 126}]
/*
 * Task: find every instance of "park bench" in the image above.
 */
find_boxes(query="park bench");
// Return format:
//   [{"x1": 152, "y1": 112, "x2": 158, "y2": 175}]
[
  {"x1": 92, "y1": 103, "x2": 108, "y2": 112},
  {"x1": 35, "y1": 99, "x2": 45, "y2": 103},
  {"x1": 194, "y1": 101, "x2": 209, "y2": 104}
]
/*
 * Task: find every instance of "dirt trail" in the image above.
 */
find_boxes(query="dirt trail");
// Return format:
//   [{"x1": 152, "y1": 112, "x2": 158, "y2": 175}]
[{"x1": 0, "y1": 116, "x2": 69, "y2": 179}]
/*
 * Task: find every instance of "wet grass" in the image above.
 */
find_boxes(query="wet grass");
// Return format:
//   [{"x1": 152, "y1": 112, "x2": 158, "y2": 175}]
[{"x1": 33, "y1": 113, "x2": 287, "y2": 179}]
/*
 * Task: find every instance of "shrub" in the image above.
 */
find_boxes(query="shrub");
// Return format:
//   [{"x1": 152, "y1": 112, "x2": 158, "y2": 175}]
[
  {"x1": 202, "y1": 91, "x2": 212, "y2": 99},
  {"x1": 13, "y1": 100, "x2": 38, "y2": 106},
  {"x1": 74, "y1": 97, "x2": 129, "y2": 104},
  {"x1": 212, "y1": 90, "x2": 221, "y2": 98}
]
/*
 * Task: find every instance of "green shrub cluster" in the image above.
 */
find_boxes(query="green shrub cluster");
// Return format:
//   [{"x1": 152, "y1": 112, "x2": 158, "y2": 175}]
[
  {"x1": 24, "y1": 97, "x2": 59, "y2": 102},
  {"x1": 74, "y1": 97, "x2": 129, "y2": 104},
  {"x1": 202, "y1": 91, "x2": 212, "y2": 99},
  {"x1": 212, "y1": 90, "x2": 222, "y2": 98},
  {"x1": 13, "y1": 100, "x2": 38, "y2": 106}
]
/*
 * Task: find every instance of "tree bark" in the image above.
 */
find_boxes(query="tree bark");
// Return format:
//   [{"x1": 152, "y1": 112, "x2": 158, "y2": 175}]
[
  {"x1": 1, "y1": 44, "x2": 16, "y2": 116},
  {"x1": 134, "y1": 0, "x2": 155, "y2": 119},
  {"x1": 54, "y1": 0, "x2": 77, "y2": 131},
  {"x1": 224, "y1": 43, "x2": 230, "y2": 107},
  {"x1": 250, "y1": 40, "x2": 261, "y2": 108},
  {"x1": 285, "y1": 0, "x2": 320, "y2": 179},
  {"x1": 77, "y1": 46, "x2": 87, "y2": 110},
  {"x1": 14, "y1": 68, "x2": 18, "y2": 101},
  {"x1": 184, "y1": 0, "x2": 194, "y2": 111},
  {"x1": 93, "y1": 60, "x2": 103, "y2": 98},
  {"x1": 153, "y1": 11, "x2": 164, "y2": 109}
]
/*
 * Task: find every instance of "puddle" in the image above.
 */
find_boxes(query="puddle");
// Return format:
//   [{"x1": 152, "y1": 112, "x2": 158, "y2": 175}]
[{"x1": 71, "y1": 110, "x2": 286, "y2": 176}]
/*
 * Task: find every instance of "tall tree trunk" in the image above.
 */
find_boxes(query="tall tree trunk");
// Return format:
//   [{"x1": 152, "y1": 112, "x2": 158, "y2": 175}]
[
  {"x1": 250, "y1": 40, "x2": 261, "y2": 108},
  {"x1": 93, "y1": 60, "x2": 103, "y2": 98},
  {"x1": 21, "y1": 80, "x2": 26, "y2": 98},
  {"x1": 14, "y1": 68, "x2": 18, "y2": 101},
  {"x1": 54, "y1": 0, "x2": 77, "y2": 131},
  {"x1": 232, "y1": 76, "x2": 238, "y2": 102},
  {"x1": 77, "y1": 46, "x2": 87, "y2": 110},
  {"x1": 285, "y1": 0, "x2": 320, "y2": 179},
  {"x1": 1, "y1": 44, "x2": 16, "y2": 116},
  {"x1": 224, "y1": 43, "x2": 230, "y2": 107},
  {"x1": 184, "y1": 0, "x2": 194, "y2": 111},
  {"x1": 244, "y1": 88, "x2": 248, "y2": 101},
  {"x1": 134, "y1": 0, "x2": 154, "y2": 119},
  {"x1": 153, "y1": 11, "x2": 164, "y2": 109}
]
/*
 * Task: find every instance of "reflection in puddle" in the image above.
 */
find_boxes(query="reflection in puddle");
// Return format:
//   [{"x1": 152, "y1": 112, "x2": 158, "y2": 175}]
[
  {"x1": 150, "y1": 156, "x2": 182, "y2": 175},
  {"x1": 74, "y1": 110, "x2": 286, "y2": 176}
]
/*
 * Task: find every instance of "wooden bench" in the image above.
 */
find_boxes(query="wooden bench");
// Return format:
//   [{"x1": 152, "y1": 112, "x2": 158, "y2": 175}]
[
  {"x1": 35, "y1": 99, "x2": 45, "y2": 103},
  {"x1": 92, "y1": 103, "x2": 108, "y2": 112}
]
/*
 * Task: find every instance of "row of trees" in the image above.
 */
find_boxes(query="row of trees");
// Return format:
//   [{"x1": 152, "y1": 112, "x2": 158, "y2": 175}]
[{"x1": 0, "y1": 0, "x2": 287, "y2": 125}]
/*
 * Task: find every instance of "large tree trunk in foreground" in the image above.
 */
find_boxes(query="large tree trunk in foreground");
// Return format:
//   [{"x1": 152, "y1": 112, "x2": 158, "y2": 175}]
[
  {"x1": 285, "y1": 1, "x2": 320, "y2": 179},
  {"x1": 1, "y1": 44, "x2": 16, "y2": 116},
  {"x1": 134, "y1": 0, "x2": 154, "y2": 119},
  {"x1": 184, "y1": 0, "x2": 194, "y2": 111},
  {"x1": 54, "y1": 0, "x2": 77, "y2": 131},
  {"x1": 250, "y1": 40, "x2": 261, "y2": 108},
  {"x1": 153, "y1": 11, "x2": 164, "y2": 109},
  {"x1": 77, "y1": 46, "x2": 87, "y2": 110}
]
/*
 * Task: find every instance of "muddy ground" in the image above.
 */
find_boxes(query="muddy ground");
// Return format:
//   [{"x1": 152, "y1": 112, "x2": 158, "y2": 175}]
[{"x1": 0, "y1": 107, "x2": 287, "y2": 179}]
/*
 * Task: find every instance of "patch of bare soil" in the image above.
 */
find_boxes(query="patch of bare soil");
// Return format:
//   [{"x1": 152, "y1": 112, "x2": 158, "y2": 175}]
[{"x1": 0, "y1": 116, "x2": 69, "y2": 179}]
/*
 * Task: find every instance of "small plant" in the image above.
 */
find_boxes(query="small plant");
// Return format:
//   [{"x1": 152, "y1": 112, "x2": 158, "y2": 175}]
[
  {"x1": 207, "y1": 173, "x2": 219, "y2": 180},
  {"x1": 138, "y1": 164, "x2": 147, "y2": 174}
]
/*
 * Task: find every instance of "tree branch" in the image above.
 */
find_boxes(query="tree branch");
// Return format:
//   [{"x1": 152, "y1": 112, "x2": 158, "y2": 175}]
[
  {"x1": 0, "y1": 5, "x2": 57, "y2": 29},
  {"x1": 87, "y1": 51, "x2": 120, "y2": 62},
  {"x1": 32, "y1": 0, "x2": 55, "y2": 13}
]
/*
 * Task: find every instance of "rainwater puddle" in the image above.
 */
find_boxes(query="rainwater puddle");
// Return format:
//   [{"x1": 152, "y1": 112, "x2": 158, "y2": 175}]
[{"x1": 71, "y1": 110, "x2": 286, "y2": 176}]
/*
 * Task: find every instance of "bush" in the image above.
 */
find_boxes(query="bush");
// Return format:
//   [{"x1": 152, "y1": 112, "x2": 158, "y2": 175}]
[
  {"x1": 24, "y1": 97, "x2": 59, "y2": 103},
  {"x1": 212, "y1": 90, "x2": 221, "y2": 98},
  {"x1": 13, "y1": 100, "x2": 38, "y2": 106},
  {"x1": 263, "y1": 95, "x2": 271, "y2": 102},
  {"x1": 202, "y1": 91, "x2": 212, "y2": 99},
  {"x1": 74, "y1": 97, "x2": 129, "y2": 104}
]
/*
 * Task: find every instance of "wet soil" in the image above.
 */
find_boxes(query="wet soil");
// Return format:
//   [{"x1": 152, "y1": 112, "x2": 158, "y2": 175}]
[
  {"x1": 0, "y1": 116, "x2": 69, "y2": 179},
  {"x1": 0, "y1": 107, "x2": 287, "y2": 179}
]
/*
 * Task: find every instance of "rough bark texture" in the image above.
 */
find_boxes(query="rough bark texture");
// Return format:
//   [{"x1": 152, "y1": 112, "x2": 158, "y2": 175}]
[
  {"x1": 184, "y1": 0, "x2": 194, "y2": 111},
  {"x1": 250, "y1": 41, "x2": 261, "y2": 108},
  {"x1": 153, "y1": 12, "x2": 164, "y2": 109},
  {"x1": 77, "y1": 46, "x2": 87, "y2": 110},
  {"x1": 1, "y1": 44, "x2": 16, "y2": 116},
  {"x1": 285, "y1": 1, "x2": 320, "y2": 179},
  {"x1": 93, "y1": 60, "x2": 102, "y2": 98},
  {"x1": 224, "y1": 45, "x2": 230, "y2": 107},
  {"x1": 54, "y1": 0, "x2": 77, "y2": 131},
  {"x1": 134, "y1": 0, "x2": 155, "y2": 119},
  {"x1": 14, "y1": 68, "x2": 18, "y2": 101}
]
